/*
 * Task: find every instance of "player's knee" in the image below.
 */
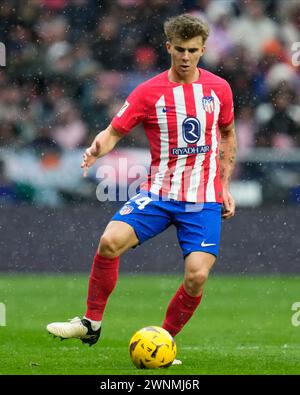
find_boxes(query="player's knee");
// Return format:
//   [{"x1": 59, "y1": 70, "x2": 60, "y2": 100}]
[
  {"x1": 98, "y1": 233, "x2": 120, "y2": 258},
  {"x1": 184, "y1": 269, "x2": 209, "y2": 295}
]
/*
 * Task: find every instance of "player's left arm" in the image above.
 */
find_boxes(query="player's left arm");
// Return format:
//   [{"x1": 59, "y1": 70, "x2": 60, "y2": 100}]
[{"x1": 219, "y1": 121, "x2": 237, "y2": 219}]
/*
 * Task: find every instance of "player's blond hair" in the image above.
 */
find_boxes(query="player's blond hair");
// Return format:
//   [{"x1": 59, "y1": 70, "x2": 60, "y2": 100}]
[{"x1": 164, "y1": 14, "x2": 209, "y2": 44}]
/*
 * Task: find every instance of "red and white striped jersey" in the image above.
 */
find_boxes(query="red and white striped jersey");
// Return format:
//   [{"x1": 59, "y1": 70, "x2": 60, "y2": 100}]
[{"x1": 111, "y1": 68, "x2": 234, "y2": 203}]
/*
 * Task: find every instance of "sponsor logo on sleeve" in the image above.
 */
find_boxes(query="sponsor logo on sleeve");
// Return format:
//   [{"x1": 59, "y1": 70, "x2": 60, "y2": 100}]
[{"x1": 117, "y1": 100, "x2": 130, "y2": 117}]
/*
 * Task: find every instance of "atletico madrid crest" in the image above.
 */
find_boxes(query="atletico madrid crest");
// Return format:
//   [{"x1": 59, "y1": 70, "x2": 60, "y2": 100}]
[
  {"x1": 119, "y1": 205, "x2": 134, "y2": 215},
  {"x1": 202, "y1": 96, "x2": 215, "y2": 113}
]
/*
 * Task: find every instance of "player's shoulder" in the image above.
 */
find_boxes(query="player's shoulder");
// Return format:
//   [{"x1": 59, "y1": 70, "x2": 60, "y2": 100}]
[
  {"x1": 200, "y1": 68, "x2": 231, "y2": 89},
  {"x1": 129, "y1": 71, "x2": 168, "y2": 105}
]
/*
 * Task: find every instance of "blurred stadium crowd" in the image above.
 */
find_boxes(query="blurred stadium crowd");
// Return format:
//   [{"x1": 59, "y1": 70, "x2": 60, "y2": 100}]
[{"x1": 0, "y1": 0, "x2": 300, "y2": 205}]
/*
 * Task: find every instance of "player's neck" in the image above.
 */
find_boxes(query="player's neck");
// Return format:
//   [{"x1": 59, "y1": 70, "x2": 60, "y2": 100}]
[{"x1": 168, "y1": 67, "x2": 200, "y2": 84}]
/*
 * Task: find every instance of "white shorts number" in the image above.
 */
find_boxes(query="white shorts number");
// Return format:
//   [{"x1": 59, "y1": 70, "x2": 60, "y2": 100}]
[{"x1": 134, "y1": 196, "x2": 152, "y2": 210}]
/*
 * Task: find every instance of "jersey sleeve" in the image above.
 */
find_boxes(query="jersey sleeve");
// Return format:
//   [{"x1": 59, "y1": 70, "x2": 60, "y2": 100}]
[
  {"x1": 111, "y1": 85, "x2": 146, "y2": 135},
  {"x1": 218, "y1": 81, "x2": 234, "y2": 128}
]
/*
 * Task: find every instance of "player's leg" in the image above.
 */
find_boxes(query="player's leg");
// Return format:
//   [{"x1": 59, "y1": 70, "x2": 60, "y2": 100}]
[
  {"x1": 84, "y1": 220, "x2": 138, "y2": 325},
  {"x1": 47, "y1": 191, "x2": 171, "y2": 345},
  {"x1": 162, "y1": 202, "x2": 222, "y2": 338},
  {"x1": 98, "y1": 220, "x2": 139, "y2": 258},
  {"x1": 183, "y1": 251, "x2": 215, "y2": 296},
  {"x1": 162, "y1": 251, "x2": 215, "y2": 337},
  {"x1": 84, "y1": 192, "x2": 171, "y2": 328},
  {"x1": 46, "y1": 220, "x2": 139, "y2": 345}
]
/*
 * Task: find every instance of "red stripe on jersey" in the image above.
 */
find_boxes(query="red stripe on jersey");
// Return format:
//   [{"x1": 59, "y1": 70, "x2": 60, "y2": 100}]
[
  {"x1": 209, "y1": 90, "x2": 222, "y2": 202},
  {"x1": 214, "y1": 126, "x2": 222, "y2": 202},
  {"x1": 159, "y1": 89, "x2": 177, "y2": 197},
  {"x1": 197, "y1": 85, "x2": 214, "y2": 201},
  {"x1": 177, "y1": 84, "x2": 197, "y2": 201},
  {"x1": 145, "y1": 118, "x2": 161, "y2": 192}
]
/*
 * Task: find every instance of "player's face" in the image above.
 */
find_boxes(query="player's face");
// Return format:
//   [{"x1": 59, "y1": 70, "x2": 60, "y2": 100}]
[{"x1": 166, "y1": 36, "x2": 205, "y2": 80}]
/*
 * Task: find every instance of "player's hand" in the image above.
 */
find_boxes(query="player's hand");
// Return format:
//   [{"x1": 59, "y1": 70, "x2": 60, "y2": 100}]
[
  {"x1": 81, "y1": 139, "x2": 101, "y2": 177},
  {"x1": 222, "y1": 188, "x2": 235, "y2": 219}
]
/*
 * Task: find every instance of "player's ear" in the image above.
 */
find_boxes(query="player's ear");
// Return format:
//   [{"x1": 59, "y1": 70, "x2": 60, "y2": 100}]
[{"x1": 166, "y1": 41, "x2": 172, "y2": 54}]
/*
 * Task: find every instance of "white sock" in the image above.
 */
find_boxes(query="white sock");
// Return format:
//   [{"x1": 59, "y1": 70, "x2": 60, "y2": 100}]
[{"x1": 84, "y1": 317, "x2": 101, "y2": 331}]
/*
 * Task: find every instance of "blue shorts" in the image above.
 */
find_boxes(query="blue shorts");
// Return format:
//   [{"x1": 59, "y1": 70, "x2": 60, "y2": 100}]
[{"x1": 111, "y1": 190, "x2": 222, "y2": 258}]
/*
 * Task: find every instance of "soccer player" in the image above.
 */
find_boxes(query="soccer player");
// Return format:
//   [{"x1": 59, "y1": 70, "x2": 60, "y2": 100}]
[{"x1": 47, "y1": 14, "x2": 237, "y2": 360}]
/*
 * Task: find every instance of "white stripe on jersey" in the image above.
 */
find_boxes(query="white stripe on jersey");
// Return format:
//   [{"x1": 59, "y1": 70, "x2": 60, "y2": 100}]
[
  {"x1": 186, "y1": 84, "x2": 206, "y2": 202},
  {"x1": 150, "y1": 94, "x2": 169, "y2": 195},
  {"x1": 205, "y1": 89, "x2": 220, "y2": 202},
  {"x1": 168, "y1": 85, "x2": 187, "y2": 200}
]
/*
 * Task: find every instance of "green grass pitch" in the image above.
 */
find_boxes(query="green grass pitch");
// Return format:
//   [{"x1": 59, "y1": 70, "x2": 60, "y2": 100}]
[{"x1": 1, "y1": 274, "x2": 300, "y2": 375}]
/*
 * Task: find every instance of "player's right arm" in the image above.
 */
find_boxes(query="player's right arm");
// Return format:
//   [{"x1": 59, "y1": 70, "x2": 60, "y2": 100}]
[
  {"x1": 81, "y1": 83, "x2": 146, "y2": 176},
  {"x1": 81, "y1": 124, "x2": 124, "y2": 177}
]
